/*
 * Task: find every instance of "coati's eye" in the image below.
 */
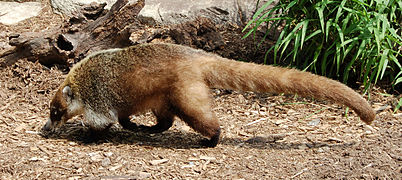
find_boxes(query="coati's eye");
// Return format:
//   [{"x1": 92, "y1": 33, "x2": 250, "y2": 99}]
[{"x1": 50, "y1": 106, "x2": 64, "y2": 121}]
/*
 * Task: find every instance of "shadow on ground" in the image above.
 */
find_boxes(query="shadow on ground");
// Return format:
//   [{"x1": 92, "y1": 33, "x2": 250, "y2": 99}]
[{"x1": 40, "y1": 122, "x2": 356, "y2": 150}]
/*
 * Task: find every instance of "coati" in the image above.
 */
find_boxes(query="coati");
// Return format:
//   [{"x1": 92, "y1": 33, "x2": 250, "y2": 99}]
[{"x1": 42, "y1": 43, "x2": 375, "y2": 147}]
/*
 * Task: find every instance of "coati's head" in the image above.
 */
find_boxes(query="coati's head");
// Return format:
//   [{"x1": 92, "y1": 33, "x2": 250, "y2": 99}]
[{"x1": 42, "y1": 85, "x2": 84, "y2": 132}]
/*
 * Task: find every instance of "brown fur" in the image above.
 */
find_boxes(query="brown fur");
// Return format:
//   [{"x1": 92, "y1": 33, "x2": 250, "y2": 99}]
[{"x1": 43, "y1": 43, "x2": 375, "y2": 147}]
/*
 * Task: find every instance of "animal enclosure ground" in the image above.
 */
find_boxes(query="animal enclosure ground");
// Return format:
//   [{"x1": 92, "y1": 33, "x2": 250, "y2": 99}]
[
  {"x1": 0, "y1": 2, "x2": 401, "y2": 179},
  {"x1": 0, "y1": 59, "x2": 401, "y2": 179}
]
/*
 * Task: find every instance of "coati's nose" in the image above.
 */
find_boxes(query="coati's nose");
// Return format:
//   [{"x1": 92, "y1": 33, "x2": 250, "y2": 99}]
[{"x1": 42, "y1": 118, "x2": 53, "y2": 132}]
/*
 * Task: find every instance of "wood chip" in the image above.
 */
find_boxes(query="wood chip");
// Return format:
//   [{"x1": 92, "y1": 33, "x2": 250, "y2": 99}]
[
  {"x1": 393, "y1": 113, "x2": 402, "y2": 118},
  {"x1": 326, "y1": 137, "x2": 343, "y2": 143},
  {"x1": 149, "y1": 159, "x2": 169, "y2": 165},
  {"x1": 109, "y1": 164, "x2": 123, "y2": 171},
  {"x1": 29, "y1": 157, "x2": 45, "y2": 162},
  {"x1": 246, "y1": 118, "x2": 266, "y2": 126},
  {"x1": 38, "y1": 145, "x2": 52, "y2": 156},
  {"x1": 200, "y1": 155, "x2": 216, "y2": 161}
]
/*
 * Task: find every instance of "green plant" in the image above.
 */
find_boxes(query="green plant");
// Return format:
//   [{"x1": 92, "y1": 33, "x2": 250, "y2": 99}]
[
  {"x1": 243, "y1": 0, "x2": 402, "y2": 92},
  {"x1": 395, "y1": 97, "x2": 402, "y2": 112}
]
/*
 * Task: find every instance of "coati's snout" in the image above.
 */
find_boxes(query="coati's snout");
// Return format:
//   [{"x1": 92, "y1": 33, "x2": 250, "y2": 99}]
[
  {"x1": 42, "y1": 86, "x2": 83, "y2": 132},
  {"x1": 42, "y1": 103, "x2": 67, "y2": 132}
]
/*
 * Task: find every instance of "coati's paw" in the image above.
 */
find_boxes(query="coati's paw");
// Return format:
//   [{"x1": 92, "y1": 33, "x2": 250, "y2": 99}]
[{"x1": 200, "y1": 129, "x2": 221, "y2": 148}]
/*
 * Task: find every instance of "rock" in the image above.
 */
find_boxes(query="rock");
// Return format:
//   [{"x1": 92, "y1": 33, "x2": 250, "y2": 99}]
[
  {"x1": 50, "y1": 0, "x2": 117, "y2": 16},
  {"x1": 0, "y1": 1, "x2": 43, "y2": 25},
  {"x1": 101, "y1": 157, "x2": 111, "y2": 167},
  {"x1": 139, "y1": 0, "x2": 258, "y2": 25},
  {"x1": 51, "y1": 0, "x2": 275, "y2": 25},
  {"x1": 298, "y1": 144, "x2": 308, "y2": 150},
  {"x1": 168, "y1": 17, "x2": 225, "y2": 50},
  {"x1": 307, "y1": 118, "x2": 320, "y2": 126}
]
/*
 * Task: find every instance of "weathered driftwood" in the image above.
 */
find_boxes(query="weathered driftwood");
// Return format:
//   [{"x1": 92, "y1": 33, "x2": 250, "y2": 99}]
[{"x1": 1, "y1": 0, "x2": 145, "y2": 67}]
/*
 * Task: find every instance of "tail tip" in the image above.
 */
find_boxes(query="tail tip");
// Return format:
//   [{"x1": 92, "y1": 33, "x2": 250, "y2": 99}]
[{"x1": 361, "y1": 110, "x2": 376, "y2": 125}]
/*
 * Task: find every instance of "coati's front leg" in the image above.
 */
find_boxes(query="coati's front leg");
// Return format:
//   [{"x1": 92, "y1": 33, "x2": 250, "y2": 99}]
[
  {"x1": 138, "y1": 109, "x2": 175, "y2": 133},
  {"x1": 81, "y1": 109, "x2": 114, "y2": 143},
  {"x1": 118, "y1": 108, "x2": 174, "y2": 134},
  {"x1": 118, "y1": 117, "x2": 140, "y2": 130}
]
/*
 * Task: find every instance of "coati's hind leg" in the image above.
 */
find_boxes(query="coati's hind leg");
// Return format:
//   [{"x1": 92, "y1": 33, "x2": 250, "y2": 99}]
[{"x1": 171, "y1": 82, "x2": 221, "y2": 147}]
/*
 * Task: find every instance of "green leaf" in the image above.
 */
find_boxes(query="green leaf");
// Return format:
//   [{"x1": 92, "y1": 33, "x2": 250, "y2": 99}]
[
  {"x1": 362, "y1": 48, "x2": 375, "y2": 86},
  {"x1": 293, "y1": 30, "x2": 301, "y2": 61},
  {"x1": 343, "y1": 40, "x2": 357, "y2": 61},
  {"x1": 300, "y1": 20, "x2": 309, "y2": 49},
  {"x1": 304, "y1": 43, "x2": 323, "y2": 71},
  {"x1": 334, "y1": 23, "x2": 344, "y2": 49},
  {"x1": 321, "y1": 44, "x2": 336, "y2": 76},
  {"x1": 315, "y1": 3, "x2": 325, "y2": 33},
  {"x1": 335, "y1": 0, "x2": 347, "y2": 23},
  {"x1": 395, "y1": 77, "x2": 402, "y2": 85},
  {"x1": 373, "y1": 16, "x2": 382, "y2": 54},
  {"x1": 388, "y1": 28, "x2": 402, "y2": 42},
  {"x1": 375, "y1": 49, "x2": 389, "y2": 83},
  {"x1": 335, "y1": 42, "x2": 341, "y2": 74},
  {"x1": 325, "y1": 19, "x2": 332, "y2": 42},
  {"x1": 341, "y1": 37, "x2": 359, "y2": 47},
  {"x1": 389, "y1": 54, "x2": 401, "y2": 69},
  {"x1": 273, "y1": 26, "x2": 289, "y2": 63},
  {"x1": 280, "y1": 21, "x2": 304, "y2": 48},
  {"x1": 243, "y1": 0, "x2": 276, "y2": 32},
  {"x1": 305, "y1": 30, "x2": 322, "y2": 41},
  {"x1": 394, "y1": 98, "x2": 402, "y2": 113},
  {"x1": 284, "y1": 0, "x2": 297, "y2": 12}
]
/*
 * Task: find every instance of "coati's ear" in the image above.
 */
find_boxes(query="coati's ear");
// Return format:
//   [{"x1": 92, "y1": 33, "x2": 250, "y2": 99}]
[{"x1": 62, "y1": 86, "x2": 73, "y2": 103}]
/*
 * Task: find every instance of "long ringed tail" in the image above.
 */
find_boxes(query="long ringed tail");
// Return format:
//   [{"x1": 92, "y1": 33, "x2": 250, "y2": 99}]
[{"x1": 202, "y1": 57, "x2": 375, "y2": 124}]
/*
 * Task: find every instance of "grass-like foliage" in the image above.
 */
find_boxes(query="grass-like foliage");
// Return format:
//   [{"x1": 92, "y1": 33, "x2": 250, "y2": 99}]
[{"x1": 243, "y1": 0, "x2": 402, "y2": 92}]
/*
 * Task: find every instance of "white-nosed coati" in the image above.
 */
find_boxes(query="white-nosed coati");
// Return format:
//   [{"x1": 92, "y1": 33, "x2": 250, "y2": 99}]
[{"x1": 42, "y1": 43, "x2": 375, "y2": 147}]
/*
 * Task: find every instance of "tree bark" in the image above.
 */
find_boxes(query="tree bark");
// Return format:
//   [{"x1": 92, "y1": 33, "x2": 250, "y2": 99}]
[{"x1": 0, "y1": 0, "x2": 145, "y2": 67}]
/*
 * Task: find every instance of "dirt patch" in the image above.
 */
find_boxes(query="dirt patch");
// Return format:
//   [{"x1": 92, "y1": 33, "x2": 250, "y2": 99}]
[
  {"x1": 0, "y1": 59, "x2": 401, "y2": 179},
  {"x1": 0, "y1": 1, "x2": 401, "y2": 179}
]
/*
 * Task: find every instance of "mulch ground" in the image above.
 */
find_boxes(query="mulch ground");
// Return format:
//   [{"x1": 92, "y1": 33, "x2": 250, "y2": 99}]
[{"x1": 0, "y1": 1, "x2": 401, "y2": 179}]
